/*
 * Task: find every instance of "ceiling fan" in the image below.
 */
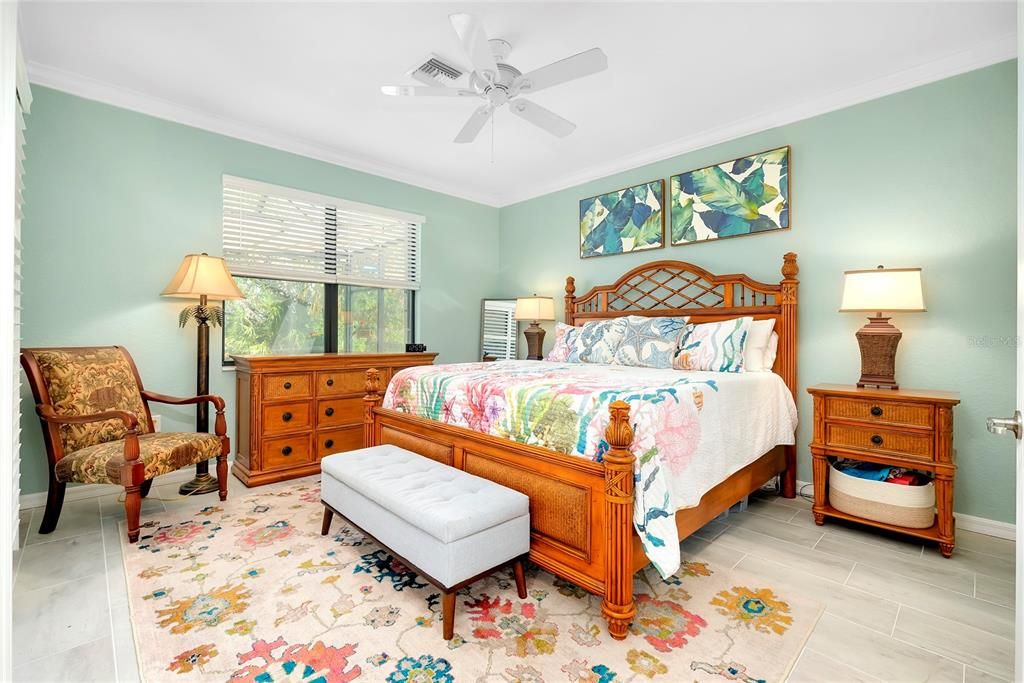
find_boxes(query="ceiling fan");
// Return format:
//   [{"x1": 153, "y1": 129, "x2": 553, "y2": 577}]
[{"x1": 381, "y1": 13, "x2": 608, "y2": 144}]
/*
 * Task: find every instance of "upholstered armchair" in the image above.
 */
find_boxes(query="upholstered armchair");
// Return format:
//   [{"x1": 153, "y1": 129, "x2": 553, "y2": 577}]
[{"x1": 20, "y1": 346, "x2": 230, "y2": 542}]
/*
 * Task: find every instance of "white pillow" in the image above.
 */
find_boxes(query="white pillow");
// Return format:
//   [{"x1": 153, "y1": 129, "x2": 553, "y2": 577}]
[{"x1": 743, "y1": 319, "x2": 777, "y2": 372}]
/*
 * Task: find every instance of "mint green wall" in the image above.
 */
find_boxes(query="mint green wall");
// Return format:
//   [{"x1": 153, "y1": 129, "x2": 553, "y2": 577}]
[
  {"x1": 498, "y1": 61, "x2": 1018, "y2": 523},
  {"x1": 18, "y1": 86, "x2": 500, "y2": 495}
]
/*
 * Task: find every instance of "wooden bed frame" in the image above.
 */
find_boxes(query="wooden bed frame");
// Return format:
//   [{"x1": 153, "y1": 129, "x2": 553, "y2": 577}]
[{"x1": 362, "y1": 253, "x2": 799, "y2": 639}]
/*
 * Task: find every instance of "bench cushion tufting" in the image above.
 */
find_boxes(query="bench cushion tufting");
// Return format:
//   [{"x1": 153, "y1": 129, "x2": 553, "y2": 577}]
[{"x1": 320, "y1": 444, "x2": 529, "y2": 543}]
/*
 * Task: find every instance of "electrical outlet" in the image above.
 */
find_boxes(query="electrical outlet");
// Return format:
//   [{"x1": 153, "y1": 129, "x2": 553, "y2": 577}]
[{"x1": 152, "y1": 414, "x2": 162, "y2": 432}]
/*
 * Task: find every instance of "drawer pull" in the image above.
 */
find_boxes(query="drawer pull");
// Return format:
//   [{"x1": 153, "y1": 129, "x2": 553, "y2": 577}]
[
  {"x1": 325, "y1": 407, "x2": 335, "y2": 417},
  {"x1": 282, "y1": 412, "x2": 293, "y2": 422},
  {"x1": 325, "y1": 439, "x2": 334, "y2": 449},
  {"x1": 284, "y1": 382, "x2": 292, "y2": 390},
  {"x1": 870, "y1": 434, "x2": 884, "y2": 446},
  {"x1": 870, "y1": 406, "x2": 883, "y2": 417},
  {"x1": 282, "y1": 446, "x2": 293, "y2": 456},
  {"x1": 326, "y1": 378, "x2": 334, "y2": 387}
]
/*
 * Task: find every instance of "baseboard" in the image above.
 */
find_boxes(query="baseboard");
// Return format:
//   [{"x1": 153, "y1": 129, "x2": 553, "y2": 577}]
[
  {"x1": 18, "y1": 469, "x2": 196, "y2": 510},
  {"x1": 794, "y1": 479, "x2": 1014, "y2": 541}
]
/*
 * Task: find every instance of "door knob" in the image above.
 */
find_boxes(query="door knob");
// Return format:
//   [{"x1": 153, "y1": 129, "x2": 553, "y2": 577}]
[{"x1": 987, "y1": 410, "x2": 1022, "y2": 439}]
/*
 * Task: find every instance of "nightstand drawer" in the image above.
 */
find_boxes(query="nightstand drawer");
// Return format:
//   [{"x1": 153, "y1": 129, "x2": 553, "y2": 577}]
[
  {"x1": 826, "y1": 423, "x2": 933, "y2": 460},
  {"x1": 825, "y1": 396, "x2": 933, "y2": 429}
]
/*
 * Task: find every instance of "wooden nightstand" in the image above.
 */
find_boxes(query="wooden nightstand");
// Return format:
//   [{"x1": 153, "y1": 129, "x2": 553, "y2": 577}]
[{"x1": 807, "y1": 384, "x2": 960, "y2": 557}]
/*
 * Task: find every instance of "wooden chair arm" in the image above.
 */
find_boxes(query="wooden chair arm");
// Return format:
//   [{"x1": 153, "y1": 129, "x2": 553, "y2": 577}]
[
  {"x1": 141, "y1": 391, "x2": 226, "y2": 412},
  {"x1": 36, "y1": 404, "x2": 139, "y2": 431}
]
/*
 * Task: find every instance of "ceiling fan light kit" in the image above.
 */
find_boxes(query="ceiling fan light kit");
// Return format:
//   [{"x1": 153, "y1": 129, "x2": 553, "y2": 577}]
[{"x1": 381, "y1": 13, "x2": 608, "y2": 144}]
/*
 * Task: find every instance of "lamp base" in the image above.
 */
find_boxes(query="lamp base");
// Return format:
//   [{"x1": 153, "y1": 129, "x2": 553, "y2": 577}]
[
  {"x1": 523, "y1": 322, "x2": 546, "y2": 360},
  {"x1": 855, "y1": 315, "x2": 902, "y2": 390},
  {"x1": 178, "y1": 460, "x2": 219, "y2": 496}
]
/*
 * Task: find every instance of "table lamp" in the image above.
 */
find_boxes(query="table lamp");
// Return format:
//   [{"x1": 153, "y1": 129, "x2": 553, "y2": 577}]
[
  {"x1": 514, "y1": 295, "x2": 555, "y2": 360},
  {"x1": 162, "y1": 253, "x2": 244, "y2": 494},
  {"x1": 839, "y1": 266, "x2": 925, "y2": 390}
]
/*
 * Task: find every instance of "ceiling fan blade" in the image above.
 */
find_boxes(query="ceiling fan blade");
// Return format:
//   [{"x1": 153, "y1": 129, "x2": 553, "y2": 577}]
[
  {"x1": 381, "y1": 85, "x2": 476, "y2": 97},
  {"x1": 449, "y1": 13, "x2": 498, "y2": 82},
  {"x1": 454, "y1": 105, "x2": 494, "y2": 143},
  {"x1": 517, "y1": 47, "x2": 608, "y2": 94},
  {"x1": 509, "y1": 99, "x2": 576, "y2": 138}
]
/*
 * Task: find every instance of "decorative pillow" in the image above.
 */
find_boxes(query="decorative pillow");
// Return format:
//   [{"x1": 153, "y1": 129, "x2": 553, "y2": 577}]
[
  {"x1": 567, "y1": 318, "x2": 627, "y2": 365},
  {"x1": 612, "y1": 315, "x2": 690, "y2": 368},
  {"x1": 545, "y1": 322, "x2": 579, "y2": 362},
  {"x1": 743, "y1": 319, "x2": 777, "y2": 372},
  {"x1": 673, "y1": 316, "x2": 753, "y2": 373}
]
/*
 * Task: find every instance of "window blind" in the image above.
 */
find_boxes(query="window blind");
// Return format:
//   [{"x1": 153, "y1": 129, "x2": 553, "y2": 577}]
[
  {"x1": 481, "y1": 300, "x2": 517, "y2": 360},
  {"x1": 222, "y1": 175, "x2": 423, "y2": 290}
]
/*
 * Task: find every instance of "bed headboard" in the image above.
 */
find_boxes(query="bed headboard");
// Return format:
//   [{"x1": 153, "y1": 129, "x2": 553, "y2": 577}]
[{"x1": 565, "y1": 253, "x2": 799, "y2": 398}]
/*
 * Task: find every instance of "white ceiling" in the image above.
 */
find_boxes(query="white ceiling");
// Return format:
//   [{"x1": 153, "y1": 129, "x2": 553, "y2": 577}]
[{"x1": 20, "y1": 2, "x2": 1016, "y2": 207}]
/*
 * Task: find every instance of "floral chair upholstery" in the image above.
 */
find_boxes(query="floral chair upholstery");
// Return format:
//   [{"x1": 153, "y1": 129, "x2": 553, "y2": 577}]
[{"x1": 21, "y1": 346, "x2": 230, "y2": 542}]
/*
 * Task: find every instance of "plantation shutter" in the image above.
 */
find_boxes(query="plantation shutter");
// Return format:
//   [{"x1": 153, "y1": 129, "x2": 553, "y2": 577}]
[
  {"x1": 222, "y1": 175, "x2": 422, "y2": 289},
  {"x1": 481, "y1": 300, "x2": 517, "y2": 360},
  {"x1": 7, "y1": 28, "x2": 29, "y2": 551}
]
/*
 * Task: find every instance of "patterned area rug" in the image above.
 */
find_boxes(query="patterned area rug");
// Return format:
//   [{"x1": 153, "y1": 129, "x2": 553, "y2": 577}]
[{"x1": 121, "y1": 480, "x2": 820, "y2": 682}]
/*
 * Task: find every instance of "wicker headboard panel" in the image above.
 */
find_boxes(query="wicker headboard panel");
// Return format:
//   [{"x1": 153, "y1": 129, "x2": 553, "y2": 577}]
[{"x1": 564, "y1": 253, "x2": 799, "y2": 398}]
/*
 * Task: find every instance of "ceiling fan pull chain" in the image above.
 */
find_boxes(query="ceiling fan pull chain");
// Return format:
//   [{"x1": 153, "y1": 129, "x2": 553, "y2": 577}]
[{"x1": 491, "y1": 109, "x2": 495, "y2": 164}]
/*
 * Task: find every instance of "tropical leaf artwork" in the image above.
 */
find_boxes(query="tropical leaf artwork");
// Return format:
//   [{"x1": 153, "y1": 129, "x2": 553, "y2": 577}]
[
  {"x1": 579, "y1": 180, "x2": 665, "y2": 258},
  {"x1": 670, "y1": 146, "x2": 790, "y2": 245}
]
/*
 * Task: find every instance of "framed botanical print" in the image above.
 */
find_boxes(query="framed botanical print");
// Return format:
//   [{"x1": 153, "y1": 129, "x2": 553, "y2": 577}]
[
  {"x1": 580, "y1": 179, "x2": 665, "y2": 258},
  {"x1": 670, "y1": 146, "x2": 790, "y2": 245}
]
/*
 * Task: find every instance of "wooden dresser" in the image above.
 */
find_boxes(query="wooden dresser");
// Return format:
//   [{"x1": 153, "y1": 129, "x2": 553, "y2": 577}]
[
  {"x1": 807, "y1": 384, "x2": 960, "y2": 556},
  {"x1": 231, "y1": 353, "x2": 437, "y2": 486}
]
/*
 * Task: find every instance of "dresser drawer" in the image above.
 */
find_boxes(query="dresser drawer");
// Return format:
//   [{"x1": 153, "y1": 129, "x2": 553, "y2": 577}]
[
  {"x1": 826, "y1": 423, "x2": 933, "y2": 460},
  {"x1": 262, "y1": 434, "x2": 313, "y2": 470},
  {"x1": 262, "y1": 401, "x2": 312, "y2": 435},
  {"x1": 263, "y1": 373, "x2": 312, "y2": 400},
  {"x1": 316, "y1": 426, "x2": 363, "y2": 458},
  {"x1": 316, "y1": 369, "x2": 389, "y2": 396},
  {"x1": 825, "y1": 396, "x2": 933, "y2": 429},
  {"x1": 317, "y1": 397, "x2": 363, "y2": 428}
]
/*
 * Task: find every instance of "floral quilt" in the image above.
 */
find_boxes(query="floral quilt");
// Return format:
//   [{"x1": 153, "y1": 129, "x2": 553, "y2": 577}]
[{"x1": 383, "y1": 361, "x2": 798, "y2": 577}]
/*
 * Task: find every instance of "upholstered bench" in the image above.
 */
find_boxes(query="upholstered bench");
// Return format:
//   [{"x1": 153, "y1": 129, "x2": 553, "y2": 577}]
[{"x1": 320, "y1": 444, "x2": 531, "y2": 639}]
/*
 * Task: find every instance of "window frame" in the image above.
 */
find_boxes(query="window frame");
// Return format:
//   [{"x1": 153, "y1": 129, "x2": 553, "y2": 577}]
[{"x1": 220, "y1": 277, "x2": 415, "y2": 366}]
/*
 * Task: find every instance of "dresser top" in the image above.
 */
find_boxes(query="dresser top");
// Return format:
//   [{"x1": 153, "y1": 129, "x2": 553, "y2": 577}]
[
  {"x1": 807, "y1": 383, "x2": 960, "y2": 405},
  {"x1": 232, "y1": 352, "x2": 438, "y2": 371}
]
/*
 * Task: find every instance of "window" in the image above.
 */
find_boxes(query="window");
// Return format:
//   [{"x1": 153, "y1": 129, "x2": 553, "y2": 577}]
[{"x1": 221, "y1": 176, "x2": 422, "y2": 364}]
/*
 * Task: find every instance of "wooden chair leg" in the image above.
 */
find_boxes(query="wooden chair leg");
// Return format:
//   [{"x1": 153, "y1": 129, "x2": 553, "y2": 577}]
[
  {"x1": 124, "y1": 484, "x2": 142, "y2": 543},
  {"x1": 442, "y1": 591, "x2": 455, "y2": 640},
  {"x1": 38, "y1": 474, "x2": 66, "y2": 535},
  {"x1": 139, "y1": 479, "x2": 153, "y2": 498},
  {"x1": 513, "y1": 557, "x2": 527, "y2": 599},
  {"x1": 321, "y1": 506, "x2": 334, "y2": 536},
  {"x1": 216, "y1": 453, "x2": 228, "y2": 502}
]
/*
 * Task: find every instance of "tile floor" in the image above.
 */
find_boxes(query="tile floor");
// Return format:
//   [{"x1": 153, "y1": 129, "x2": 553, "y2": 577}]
[{"x1": 10, "y1": 477, "x2": 1016, "y2": 682}]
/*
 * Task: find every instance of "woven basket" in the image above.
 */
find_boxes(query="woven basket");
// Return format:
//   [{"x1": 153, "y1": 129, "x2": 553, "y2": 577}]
[{"x1": 829, "y1": 464, "x2": 935, "y2": 529}]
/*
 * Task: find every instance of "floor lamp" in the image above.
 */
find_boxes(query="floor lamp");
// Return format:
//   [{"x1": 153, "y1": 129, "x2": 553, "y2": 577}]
[{"x1": 162, "y1": 253, "x2": 244, "y2": 495}]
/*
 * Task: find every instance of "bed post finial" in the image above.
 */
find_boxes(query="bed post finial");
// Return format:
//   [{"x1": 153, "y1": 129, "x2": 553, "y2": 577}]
[
  {"x1": 782, "y1": 252, "x2": 799, "y2": 280},
  {"x1": 779, "y1": 253, "x2": 799, "y2": 498},
  {"x1": 564, "y1": 276, "x2": 576, "y2": 326},
  {"x1": 602, "y1": 400, "x2": 636, "y2": 640},
  {"x1": 364, "y1": 369, "x2": 382, "y2": 447}
]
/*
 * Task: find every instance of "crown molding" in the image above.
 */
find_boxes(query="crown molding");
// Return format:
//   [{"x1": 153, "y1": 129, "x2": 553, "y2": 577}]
[
  {"x1": 496, "y1": 33, "x2": 1017, "y2": 206},
  {"x1": 26, "y1": 61, "x2": 504, "y2": 207},
  {"x1": 28, "y1": 32, "x2": 1016, "y2": 209}
]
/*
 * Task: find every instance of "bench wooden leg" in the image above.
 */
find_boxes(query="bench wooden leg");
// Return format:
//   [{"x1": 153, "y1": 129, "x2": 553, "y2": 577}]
[
  {"x1": 513, "y1": 557, "x2": 527, "y2": 599},
  {"x1": 442, "y1": 591, "x2": 455, "y2": 640},
  {"x1": 320, "y1": 506, "x2": 334, "y2": 536}
]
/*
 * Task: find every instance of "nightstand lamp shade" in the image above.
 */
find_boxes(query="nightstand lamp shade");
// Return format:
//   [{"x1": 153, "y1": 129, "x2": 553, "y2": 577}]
[
  {"x1": 514, "y1": 295, "x2": 555, "y2": 361},
  {"x1": 840, "y1": 266, "x2": 925, "y2": 390}
]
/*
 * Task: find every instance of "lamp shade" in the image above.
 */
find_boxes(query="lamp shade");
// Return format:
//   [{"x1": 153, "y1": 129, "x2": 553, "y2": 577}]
[
  {"x1": 161, "y1": 253, "x2": 245, "y2": 300},
  {"x1": 514, "y1": 295, "x2": 555, "y2": 322},
  {"x1": 839, "y1": 267, "x2": 925, "y2": 313}
]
